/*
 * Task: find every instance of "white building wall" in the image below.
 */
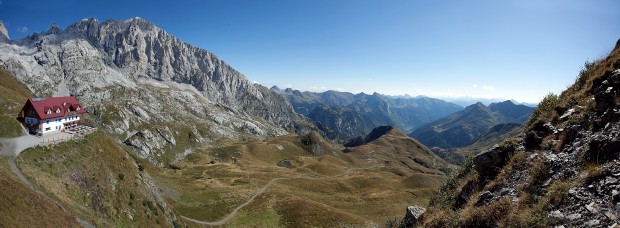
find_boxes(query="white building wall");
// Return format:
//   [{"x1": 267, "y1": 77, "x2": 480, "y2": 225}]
[{"x1": 39, "y1": 115, "x2": 81, "y2": 134}]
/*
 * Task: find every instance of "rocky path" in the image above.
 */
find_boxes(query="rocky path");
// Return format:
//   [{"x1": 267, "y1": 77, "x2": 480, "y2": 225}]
[{"x1": 181, "y1": 165, "x2": 381, "y2": 226}]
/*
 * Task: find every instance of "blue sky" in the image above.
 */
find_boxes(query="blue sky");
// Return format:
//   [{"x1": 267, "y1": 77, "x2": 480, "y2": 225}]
[{"x1": 1, "y1": 0, "x2": 619, "y2": 103}]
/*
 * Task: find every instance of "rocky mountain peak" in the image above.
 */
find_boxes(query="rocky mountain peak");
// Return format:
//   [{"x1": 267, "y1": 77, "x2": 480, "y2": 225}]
[
  {"x1": 365, "y1": 125, "x2": 395, "y2": 142},
  {"x1": 0, "y1": 20, "x2": 9, "y2": 41},
  {"x1": 469, "y1": 102, "x2": 487, "y2": 109},
  {"x1": 46, "y1": 23, "x2": 62, "y2": 35},
  {"x1": 488, "y1": 100, "x2": 515, "y2": 109},
  {"x1": 66, "y1": 17, "x2": 99, "y2": 32},
  {"x1": 270, "y1": 85, "x2": 283, "y2": 93}
]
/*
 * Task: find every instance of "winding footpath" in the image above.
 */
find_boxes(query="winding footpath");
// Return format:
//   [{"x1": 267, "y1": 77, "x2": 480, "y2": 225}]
[{"x1": 181, "y1": 166, "x2": 381, "y2": 226}]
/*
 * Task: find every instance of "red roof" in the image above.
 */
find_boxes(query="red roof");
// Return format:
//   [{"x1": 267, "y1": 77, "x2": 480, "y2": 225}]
[{"x1": 26, "y1": 96, "x2": 85, "y2": 120}]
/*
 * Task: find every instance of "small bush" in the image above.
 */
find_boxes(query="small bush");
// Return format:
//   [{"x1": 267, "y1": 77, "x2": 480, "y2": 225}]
[
  {"x1": 429, "y1": 157, "x2": 475, "y2": 208},
  {"x1": 582, "y1": 162, "x2": 606, "y2": 184},
  {"x1": 525, "y1": 156, "x2": 550, "y2": 191},
  {"x1": 546, "y1": 181, "x2": 570, "y2": 206},
  {"x1": 168, "y1": 163, "x2": 181, "y2": 170},
  {"x1": 420, "y1": 209, "x2": 459, "y2": 228},
  {"x1": 142, "y1": 199, "x2": 158, "y2": 215},
  {"x1": 502, "y1": 182, "x2": 569, "y2": 227},
  {"x1": 527, "y1": 93, "x2": 560, "y2": 126},
  {"x1": 502, "y1": 205, "x2": 548, "y2": 228},
  {"x1": 459, "y1": 197, "x2": 512, "y2": 227},
  {"x1": 574, "y1": 60, "x2": 597, "y2": 91}
]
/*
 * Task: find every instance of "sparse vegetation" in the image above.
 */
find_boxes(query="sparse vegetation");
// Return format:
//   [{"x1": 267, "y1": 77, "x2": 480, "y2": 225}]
[
  {"x1": 427, "y1": 156, "x2": 476, "y2": 212},
  {"x1": 459, "y1": 197, "x2": 511, "y2": 227},
  {"x1": 487, "y1": 151, "x2": 527, "y2": 191},
  {"x1": 0, "y1": 68, "x2": 33, "y2": 137},
  {"x1": 0, "y1": 157, "x2": 81, "y2": 227},
  {"x1": 582, "y1": 162, "x2": 606, "y2": 184},
  {"x1": 15, "y1": 131, "x2": 178, "y2": 227},
  {"x1": 523, "y1": 155, "x2": 551, "y2": 192},
  {"x1": 527, "y1": 93, "x2": 560, "y2": 126}
]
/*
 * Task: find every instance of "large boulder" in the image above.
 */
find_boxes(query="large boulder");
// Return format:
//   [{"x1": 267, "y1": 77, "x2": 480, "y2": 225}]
[
  {"x1": 401, "y1": 205, "x2": 426, "y2": 227},
  {"x1": 474, "y1": 142, "x2": 516, "y2": 178}
]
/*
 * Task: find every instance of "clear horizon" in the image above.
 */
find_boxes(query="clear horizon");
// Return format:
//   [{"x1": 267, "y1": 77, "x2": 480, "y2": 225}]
[{"x1": 1, "y1": 0, "x2": 619, "y2": 103}]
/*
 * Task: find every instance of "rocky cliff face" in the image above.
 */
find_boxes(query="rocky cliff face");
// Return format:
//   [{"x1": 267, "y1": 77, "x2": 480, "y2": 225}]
[{"x1": 0, "y1": 18, "x2": 314, "y2": 165}]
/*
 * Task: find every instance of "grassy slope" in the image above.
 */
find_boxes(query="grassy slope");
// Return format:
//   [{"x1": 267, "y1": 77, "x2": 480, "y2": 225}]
[
  {"x1": 15, "y1": 131, "x2": 180, "y2": 227},
  {"x1": 0, "y1": 157, "x2": 81, "y2": 227},
  {"x1": 155, "y1": 131, "x2": 451, "y2": 227},
  {"x1": 0, "y1": 68, "x2": 33, "y2": 137}
]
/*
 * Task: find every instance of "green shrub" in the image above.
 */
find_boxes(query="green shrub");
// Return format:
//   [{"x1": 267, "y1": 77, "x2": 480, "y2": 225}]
[
  {"x1": 524, "y1": 156, "x2": 550, "y2": 192},
  {"x1": 546, "y1": 181, "x2": 570, "y2": 207},
  {"x1": 459, "y1": 197, "x2": 511, "y2": 227},
  {"x1": 575, "y1": 60, "x2": 597, "y2": 91},
  {"x1": 429, "y1": 156, "x2": 475, "y2": 208},
  {"x1": 527, "y1": 93, "x2": 560, "y2": 126}
]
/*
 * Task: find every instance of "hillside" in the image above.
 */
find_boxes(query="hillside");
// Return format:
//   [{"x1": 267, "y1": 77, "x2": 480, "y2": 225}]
[
  {"x1": 0, "y1": 157, "x2": 81, "y2": 227},
  {"x1": 412, "y1": 38, "x2": 620, "y2": 227},
  {"x1": 0, "y1": 18, "x2": 315, "y2": 165},
  {"x1": 432, "y1": 123, "x2": 523, "y2": 164},
  {"x1": 0, "y1": 68, "x2": 33, "y2": 137},
  {"x1": 279, "y1": 88, "x2": 463, "y2": 141},
  {"x1": 153, "y1": 127, "x2": 452, "y2": 226},
  {"x1": 15, "y1": 131, "x2": 181, "y2": 227},
  {"x1": 344, "y1": 126, "x2": 454, "y2": 175},
  {"x1": 409, "y1": 101, "x2": 533, "y2": 149}
]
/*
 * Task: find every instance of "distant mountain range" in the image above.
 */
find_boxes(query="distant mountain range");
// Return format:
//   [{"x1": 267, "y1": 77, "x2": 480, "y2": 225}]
[
  {"x1": 437, "y1": 96, "x2": 538, "y2": 107},
  {"x1": 408, "y1": 100, "x2": 533, "y2": 149},
  {"x1": 431, "y1": 122, "x2": 523, "y2": 164},
  {"x1": 275, "y1": 88, "x2": 463, "y2": 141}
]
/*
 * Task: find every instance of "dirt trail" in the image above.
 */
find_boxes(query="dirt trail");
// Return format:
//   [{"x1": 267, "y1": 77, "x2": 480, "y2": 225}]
[{"x1": 181, "y1": 165, "x2": 381, "y2": 226}]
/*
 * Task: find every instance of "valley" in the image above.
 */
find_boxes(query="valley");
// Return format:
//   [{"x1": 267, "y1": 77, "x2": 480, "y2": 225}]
[
  {"x1": 0, "y1": 17, "x2": 459, "y2": 227},
  {"x1": 0, "y1": 12, "x2": 616, "y2": 228}
]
